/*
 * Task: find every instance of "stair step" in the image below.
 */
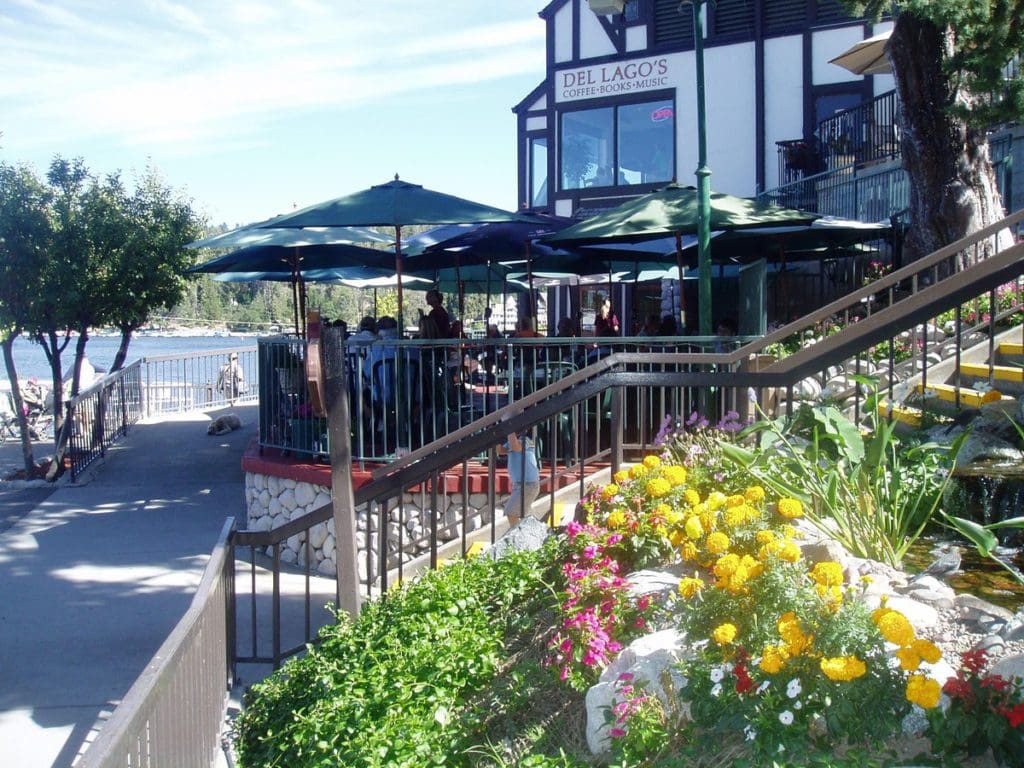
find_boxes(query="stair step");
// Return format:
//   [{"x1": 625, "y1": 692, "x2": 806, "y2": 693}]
[
  {"x1": 877, "y1": 401, "x2": 923, "y2": 428},
  {"x1": 914, "y1": 382, "x2": 1016, "y2": 407},
  {"x1": 998, "y1": 341, "x2": 1024, "y2": 356},
  {"x1": 958, "y1": 362, "x2": 1024, "y2": 384}
]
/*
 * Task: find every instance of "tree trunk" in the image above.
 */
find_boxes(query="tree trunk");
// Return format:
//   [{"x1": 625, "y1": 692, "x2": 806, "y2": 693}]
[
  {"x1": 888, "y1": 13, "x2": 1006, "y2": 264},
  {"x1": 1, "y1": 335, "x2": 39, "y2": 478},
  {"x1": 111, "y1": 325, "x2": 135, "y2": 372}
]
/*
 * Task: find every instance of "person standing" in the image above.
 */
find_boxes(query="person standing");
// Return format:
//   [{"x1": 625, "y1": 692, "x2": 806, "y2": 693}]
[
  {"x1": 216, "y1": 352, "x2": 247, "y2": 402},
  {"x1": 497, "y1": 426, "x2": 540, "y2": 527}
]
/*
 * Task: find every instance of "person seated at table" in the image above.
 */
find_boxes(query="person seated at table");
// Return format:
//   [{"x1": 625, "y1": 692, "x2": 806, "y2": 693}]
[
  {"x1": 715, "y1": 316, "x2": 738, "y2": 353},
  {"x1": 638, "y1": 313, "x2": 661, "y2": 336},
  {"x1": 594, "y1": 295, "x2": 620, "y2": 337},
  {"x1": 425, "y1": 289, "x2": 451, "y2": 338},
  {"x1": 658, "y1": 315, "x2": 679, "y2": 336},
  {"x1": 552, "y1": 316, "x2": 582, "y2": 367}
]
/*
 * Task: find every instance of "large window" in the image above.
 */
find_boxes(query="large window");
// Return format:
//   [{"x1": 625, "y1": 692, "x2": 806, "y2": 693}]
[
  {"x1": 529, "y1": 136, "x2": 548, "y2": 207},
  {"x1": 560, "y1": 98, "x2": 675, "y2": 191}
]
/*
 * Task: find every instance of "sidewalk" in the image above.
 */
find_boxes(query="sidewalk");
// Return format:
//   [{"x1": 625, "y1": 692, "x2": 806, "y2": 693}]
[{"x1": 0, "y1": 405, "x2": 256, "y2": 768}]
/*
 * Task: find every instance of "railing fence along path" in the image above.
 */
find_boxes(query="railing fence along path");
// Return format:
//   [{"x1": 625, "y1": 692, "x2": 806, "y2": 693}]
[
  {"x1": 75, "y1": 519, "x2": 235, "y2": 768},
  {"x1": 62, "y1": 347, "x2": 258, "y2": 480}
]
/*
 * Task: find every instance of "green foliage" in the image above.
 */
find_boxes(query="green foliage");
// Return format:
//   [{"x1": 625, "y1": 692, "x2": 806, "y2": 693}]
[
  {"x1": 232, "y1": 547, "x2": 554, "y2": 768},
  {"x1": 722, "y1": 402, "x2": 963, "y2": 567}
]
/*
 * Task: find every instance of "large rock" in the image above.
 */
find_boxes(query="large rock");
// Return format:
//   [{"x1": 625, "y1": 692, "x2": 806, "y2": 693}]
[
  {"x1": 490, "y1": 516, "x2": 551, "y2": 559},
  {"x1": 586, "y1": 629, "x2": 690, "y2": 756}
]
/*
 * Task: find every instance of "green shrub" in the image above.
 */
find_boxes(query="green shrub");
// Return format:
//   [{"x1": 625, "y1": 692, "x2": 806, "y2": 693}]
[{"x1": 233, "y1": 546, "x2": 554, "y2": 768}]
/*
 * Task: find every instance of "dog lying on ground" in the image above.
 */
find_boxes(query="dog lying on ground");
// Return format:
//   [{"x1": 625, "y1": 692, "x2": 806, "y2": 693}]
[{"x1": 207, "y1": 413, "x2": 242, "y2": 436}]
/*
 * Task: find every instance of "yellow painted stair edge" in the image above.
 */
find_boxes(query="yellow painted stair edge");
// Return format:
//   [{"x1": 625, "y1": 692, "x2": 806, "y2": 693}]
[{"x1": 959, "y1": 362, "x2": 1024, "y2": 383}]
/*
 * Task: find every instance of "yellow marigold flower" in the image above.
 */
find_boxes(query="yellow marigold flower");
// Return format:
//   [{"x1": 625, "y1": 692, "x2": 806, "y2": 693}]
[
  {"x1": 714, "y1": 553, "x2": 741, "y2": 578},
  {"x1": 745, "y1": 485, "x2": 766, "y2": 503},
  {"x1": 664, "y1": 510, "x2": 683, "y2": 527},
  {"x1": 656, "y1": 502, "x2": 672, "y2": 516},
  {"x1": 684, "y1": 488, "x2": 701, "y2": 506},
  {"x1": 875, "y1": 610, "x2": 916, "y2": 647},
  {"x1": 896, "y1": 646, "x2": 921, "y2": 672},
  {"x1": 678, "y1": 576, "x2": 704, "y2": 599},
  {"x1": 778, "y1": 613, "x2": 813, "y2": 656},
  {"x1": 736, "y1": 504, "x2": 757, "y2": 523},
  {"x1": 706, "y1": 531, "x2": 731, "y2": 555},
  {"x1": 663, "y1": 465, "x2": 687, "y2": 486},
  {"x1": 684, "y1": 516, "x2": 704, "y2": 540},
  {"x1": 759, "y1": 644, "x2": 789, "y2": 674},
  {"x1": 698, "y1": 510, "x2": 717, "y2": 534},
  {"x1": 815, "y1": 584, "x2": 844, "y2": 608},
  {"x1": 654, "y1": 523, "x2": 668, "y2": 538},
  {"x1": 726, "y1": 494, "x2": 746, "y2": 508},
  {"x1": 707, "y1": 491, "x2": 727, "y2": 510},
  {"x1": 755, "y1": 530, "x2": 776, "y2": 545},
  {"x1": 669, "y1": 529, "x2": 686, "y2": 547},
  {"x1": 601, "y1": 484, "x2": 620, "y2": 500},
  {"x1": 810, "y1": 561, "x2": 844, "y2": 587},
  {"x1": 643, "y1": 455, "x2": 662, "y2": 469},
  {"x1": 779, "y1": 541, "x2": 802, "y2": 563},
  {"x1": 629, "y1": 464, "x2": 649, "y2": 480},
  {"x1": 606, "y1": 510, "x2": 627, "y2": 529},
  {"x1": 981, "y1": 388, "x2": 1003, "y2": 404},
  {"x1": 646, "y1": 477, "x2": 672, "y2": 499},
  {"x1": 724, "y1": 506, "x2": 747, "y2": 528},
  {"x1": 906, "y1": 674, "x2": 941, "y2": 709},
  {"x1": 913, "y1": 639, "x2": 942, "y2": 665},
  {"x1": 613, "y1": 469, "x2": 630, "y2": 484},
  {"x1": 781, "y1": 524, "x2": 797, "y2": 539},
  {"x1": 679, "y1": 540, "x2": 698, "y2": 561},
  {"x1": 777, "y1": 498, "x2": 804, "y2": 519},
  {"x1": 758, "y1": 541, "x2": 781, "y2": 561},
  {"x1": 712, "y1": 623, "x2": 738, "y2": 645},
  {"x1": 820, "y1": 655, "x2": 866, "y2": 682}
]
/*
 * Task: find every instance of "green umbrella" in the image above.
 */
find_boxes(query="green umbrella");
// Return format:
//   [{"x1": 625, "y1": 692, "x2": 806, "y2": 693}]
[
  {"x1": 263, "y1": 175, "x2": 541, "y2": 327},
  {"x1": 543, "y1": 183, "x2": 819, "y2": 332}
]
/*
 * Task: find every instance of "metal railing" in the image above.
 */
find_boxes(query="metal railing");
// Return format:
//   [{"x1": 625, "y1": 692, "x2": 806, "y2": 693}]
[
  {"x1": 760, "y1": 162, "x2": 910, "y2": 221},
  {"x1": 76, "y1": 518, "x2": 235, "y2": 768},
  {"x1": 235, "y1": 207, "x2": 1024, "y2": 670},
  {"x1": 141, "y1": 346, "x2": 258, "y2": 418},
  {"x1": 64, "y1": 362, "x2": 144, "y2": 481}
]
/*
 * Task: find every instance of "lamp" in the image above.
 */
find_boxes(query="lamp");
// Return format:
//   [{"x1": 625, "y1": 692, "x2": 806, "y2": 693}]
[{"x1": 588, "y1": 0, "x2": 625, "y2": 15}]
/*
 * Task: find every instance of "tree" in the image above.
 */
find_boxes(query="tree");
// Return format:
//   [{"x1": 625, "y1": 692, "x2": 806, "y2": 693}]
[
  {"x1": 0, "y1": 156, "x2": 204, "y2": 479},
  {"x1": 101, "y1": 167, "x2": 203, "y2": 371},
  {"x1": 854, "y1": 1, "x2": 1024, "y2": 262},
  {"x1": 0, "y1": 162, "x2": 56, "y2": 477}
]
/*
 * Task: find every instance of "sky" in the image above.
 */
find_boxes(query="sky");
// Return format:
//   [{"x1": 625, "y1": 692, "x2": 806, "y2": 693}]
[{"x1": 0, "y1": 1, "x2": 548, "y2": 228}]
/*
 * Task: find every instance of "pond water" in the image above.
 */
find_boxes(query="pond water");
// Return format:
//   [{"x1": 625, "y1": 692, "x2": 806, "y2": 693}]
[{"x1": 906, "y1": 533, "x2": 1024, "y2": 612}]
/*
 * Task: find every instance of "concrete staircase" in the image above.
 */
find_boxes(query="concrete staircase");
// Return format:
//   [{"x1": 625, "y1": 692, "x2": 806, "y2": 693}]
[{"x1": 881, "y1": 332, "x2": 1024, "y2": 429}]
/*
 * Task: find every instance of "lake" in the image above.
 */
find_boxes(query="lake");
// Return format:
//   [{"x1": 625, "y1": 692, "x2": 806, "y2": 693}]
[{"x1": 4, "y1": 333, "x2": 261, "y2": 387}]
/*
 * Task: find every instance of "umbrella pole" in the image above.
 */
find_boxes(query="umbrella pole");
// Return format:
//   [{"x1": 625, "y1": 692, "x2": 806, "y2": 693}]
[
  {"x1": 300, "y1": 278, "x2": 308, "y2": 338},
  {"x1": 527, "y1": 242, "x2": 535, "y2": 322},
  {"x1": 395, "y1": 226, "x2": 404, "y2": 334},
  {"x1": 292, "y1": 247, "x2": 302, "y2": 337},
  {"x1": 675, "y1": 232, "x2": 687, "y2": 332},
  {"x1": 486, "y1": 259, "x2": 493, "y2": 328}
]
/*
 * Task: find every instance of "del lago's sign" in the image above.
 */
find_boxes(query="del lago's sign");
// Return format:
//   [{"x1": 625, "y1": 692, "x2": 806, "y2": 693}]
[{"x1": 556, "y1": 56, "x2": 673, "y2": 102}]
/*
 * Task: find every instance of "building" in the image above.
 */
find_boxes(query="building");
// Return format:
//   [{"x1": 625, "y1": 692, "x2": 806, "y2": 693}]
[{"x1": 514, "y1": 0, "x2": 893, "y2": 218}]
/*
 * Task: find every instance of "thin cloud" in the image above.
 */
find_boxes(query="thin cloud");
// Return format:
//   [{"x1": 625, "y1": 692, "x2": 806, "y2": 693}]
[{"x1": 1, "y1": 2, "x2": 545, "y2": 153}]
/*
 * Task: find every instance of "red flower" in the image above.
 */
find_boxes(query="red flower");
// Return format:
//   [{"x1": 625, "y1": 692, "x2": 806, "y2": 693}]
[
  {"x1": 942, "y1": 675, "x2": 973, "y2": 701},
  {"x1": 1003, "y1": 702, "x2": 1024, "y2": 728},
  {"x1": 734, "y1": 663, "x2": 754, "y2": 695},
  {"x1": 961, "y1": 649, "x2": 989, "y2": 676},
  {"x1": 981, "y1": 675, "x2": 1011, "y2": 693}
]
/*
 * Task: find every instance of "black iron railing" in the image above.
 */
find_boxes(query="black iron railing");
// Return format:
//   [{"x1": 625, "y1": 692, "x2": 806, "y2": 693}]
[{"x1": 65, "y1": 362, "x2": 144, "y2": 481}]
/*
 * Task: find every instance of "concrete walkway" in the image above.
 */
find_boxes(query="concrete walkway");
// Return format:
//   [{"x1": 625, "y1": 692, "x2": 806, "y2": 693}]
[{"x1": 0, "y1": 405, "x2": 256, "y2": 768}]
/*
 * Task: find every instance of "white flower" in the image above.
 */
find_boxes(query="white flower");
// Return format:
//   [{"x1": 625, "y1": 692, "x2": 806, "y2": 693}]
[
  {"x1": 743, "y1": 724, "x2": 757, "y2": 742},
  {"x1": 711, "y1": 683, "x2": 723, "y2": 698},
  {"x1": 709, "y1": 666, "x2": 725, "y2": 683},
  {"x1": 794, "y1": 700, "x2": 803, "y2": 710},
  {"x1": 756, "y1": 680, "x2": 771, "y2": 695},
  {"x1": 779, "y1": 710, "x2": 794, "y2": 726},
  {"x1": 786, "y1": 678, "x2": 802, "y2": 698}
]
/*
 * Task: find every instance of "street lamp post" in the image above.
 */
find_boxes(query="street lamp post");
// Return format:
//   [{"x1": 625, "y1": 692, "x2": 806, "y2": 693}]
[{"x1": 690, "y1": 0, "x2": 713, "y2": 337}]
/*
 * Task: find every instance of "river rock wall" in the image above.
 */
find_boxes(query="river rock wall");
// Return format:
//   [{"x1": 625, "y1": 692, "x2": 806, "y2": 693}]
[{"x1": 244, "y1": 471, "x2": 502, "y2": 581}]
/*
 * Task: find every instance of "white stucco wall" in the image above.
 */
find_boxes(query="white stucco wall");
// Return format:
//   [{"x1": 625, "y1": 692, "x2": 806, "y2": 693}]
[
  {"x1": 555, "y1": 2, "x2": 574, "y2": 63},
  {"x1": 814, "y1": 26, "x2": 865, "y2": 85},
  {"x1": 579, "y1": 3, "x2": 617, "y2": 60},
  {"x1": 625, "y1": 24, "x2": 647, "y2": 53},
  {"x1": 763, "y1": 35, "x2": 805, "y2": 187},
  {"x1": 703, "y1": 42, "x2": 757, "y2": 196}
]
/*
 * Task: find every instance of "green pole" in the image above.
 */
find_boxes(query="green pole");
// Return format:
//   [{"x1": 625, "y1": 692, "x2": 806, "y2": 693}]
[{"x1": 693, "y1": 0, "x2": 713, "y2": 337}]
